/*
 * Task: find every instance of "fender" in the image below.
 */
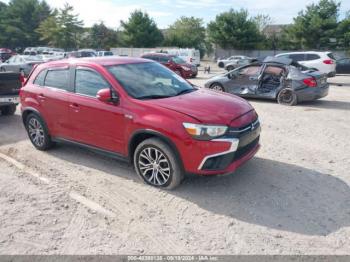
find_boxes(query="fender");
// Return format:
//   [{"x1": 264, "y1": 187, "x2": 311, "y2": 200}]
[{"x1": 128, "y1": 129, "x2": 183, "y2": 165}]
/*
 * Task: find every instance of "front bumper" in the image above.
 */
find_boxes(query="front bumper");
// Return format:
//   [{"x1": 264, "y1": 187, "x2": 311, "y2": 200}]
[{"x1": 180, "y1": 118, "x2": 261, "y2": 175}]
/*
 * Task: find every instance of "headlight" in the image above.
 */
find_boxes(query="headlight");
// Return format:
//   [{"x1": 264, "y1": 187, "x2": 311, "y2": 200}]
[
  {"x1": 183, "y1": 123, "x2": 228, "y2": 140},
  {"x1": 181, "y1": 66, "x2": 191, "y2": 71}
]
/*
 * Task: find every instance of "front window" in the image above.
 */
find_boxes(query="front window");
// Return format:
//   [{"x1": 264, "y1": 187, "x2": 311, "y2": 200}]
[{"x1": 106, "y1": 62, "x2": 195, "y2": 99}]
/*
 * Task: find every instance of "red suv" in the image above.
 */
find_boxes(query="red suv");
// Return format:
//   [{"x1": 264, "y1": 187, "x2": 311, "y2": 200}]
[
  {"x1": 20, "y1": 57, "x2": 260, "y2": 189},
  {"x1": 141, "y1": 53, "x2": 198, "y2": 78}
]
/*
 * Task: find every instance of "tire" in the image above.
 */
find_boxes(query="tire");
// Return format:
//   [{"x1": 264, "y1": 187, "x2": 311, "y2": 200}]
[
  {"x1": 226, "y1": 65, "x2": 234, "y2": 71},
  {"x1": 134, "y1": 138, "x2": 184, "y2": 190},
  {"x1": 277, "y1": 88, "x2": 298, "y2": 106},
  {"x1": 210, "y1": 83, "x2": 225, "y2": 92},
  {"x1": 25, "y1": 113, "x2": 54, "y2": 151},
  {"x1": 1, "y1": 104, "x2": 16, "y2": 116},
  {"x1": 218, "y1": 62, "x2": 224, "y2": 68}
]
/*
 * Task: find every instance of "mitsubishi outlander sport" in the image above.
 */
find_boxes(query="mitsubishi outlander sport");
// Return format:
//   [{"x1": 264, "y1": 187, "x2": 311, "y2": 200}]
[{"x1": 20, "y1": 57, "x2": 261, "y2": 189}]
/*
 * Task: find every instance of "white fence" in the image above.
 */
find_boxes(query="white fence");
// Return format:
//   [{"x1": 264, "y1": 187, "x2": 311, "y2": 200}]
[{"x1": 110, "y1": 47, "x2": 178, "y2": 57}]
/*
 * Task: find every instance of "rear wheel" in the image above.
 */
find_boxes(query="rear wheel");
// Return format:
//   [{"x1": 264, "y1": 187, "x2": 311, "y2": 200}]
[
  {"x1": 134, "y1": 138, "x2": 184, "y2": 190},
  {"x1": 25, "y1": 113, "x2": 54, "y2": 150},
  {"x1": 277, "y1": 88, "x2": 298, "y2": 106},
  {"x1": 210, "y1": 83, "x2": 225, "y2": 92},
  {"x1": 0, "y1": 104, "x2": 16, "y2": 116},
  {"x1": 218, "y1": 62, "x2": 224, "y2": 68}
]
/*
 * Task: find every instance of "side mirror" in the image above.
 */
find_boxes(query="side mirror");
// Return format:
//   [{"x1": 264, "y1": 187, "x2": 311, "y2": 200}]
[{"x1": 97, "y1": 88, "x2": 119, "y2": 103}]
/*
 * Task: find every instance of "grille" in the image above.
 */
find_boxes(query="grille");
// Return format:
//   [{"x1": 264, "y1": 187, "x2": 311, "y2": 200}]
[{"x1": 233, "y1": 136, "x2": 260, "y2": 161}]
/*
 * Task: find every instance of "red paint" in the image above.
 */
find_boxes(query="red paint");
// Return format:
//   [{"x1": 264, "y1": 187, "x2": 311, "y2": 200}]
[
  {"x1": 20, "y1": 57, "x2": 260, "y2": 176},
  {"x1": 141, "y1": 53, "x2": 197, "y2": 78}
]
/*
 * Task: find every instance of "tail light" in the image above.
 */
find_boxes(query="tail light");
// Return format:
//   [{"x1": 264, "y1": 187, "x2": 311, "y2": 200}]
[
  {"x1": 303, "y1": 77, "x2": 317, "y2": 87},
  {"x1": 19, "y1": 70, "x2": 26, "y2": 87},
  {"x1": 323, "y1": 59, "x2": 334, "y2": 64}
]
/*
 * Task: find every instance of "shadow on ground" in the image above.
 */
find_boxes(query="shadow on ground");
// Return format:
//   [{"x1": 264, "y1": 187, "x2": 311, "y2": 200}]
[
  {"x1": 0, "y1": 114, "x2": 27, "y2": 146},
  {"x1": 48, "y1": 144, "x2": 350, "y2": 236}
]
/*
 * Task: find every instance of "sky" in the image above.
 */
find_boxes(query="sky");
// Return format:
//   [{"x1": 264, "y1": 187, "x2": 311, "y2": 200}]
[{"x1": 1, "y1": 0, "x2": 350, "y2": 29}]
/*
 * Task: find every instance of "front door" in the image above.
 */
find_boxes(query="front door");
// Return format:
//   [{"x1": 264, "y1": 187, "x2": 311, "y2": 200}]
[
  {"x1": 227, "y1": 65, "x2": 263, "y2": 96},
  {"x1": 68, "y1": 66, "x2": 126, "y2": 154}
]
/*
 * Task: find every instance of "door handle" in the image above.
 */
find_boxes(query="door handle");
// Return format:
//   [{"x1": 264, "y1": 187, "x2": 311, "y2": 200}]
[
  {"x1": 69, "y1": 103, "x2": 80, "y2": 112},
  {"x1": 38, "y1": 93, "x2": 45, "y2": 101}
]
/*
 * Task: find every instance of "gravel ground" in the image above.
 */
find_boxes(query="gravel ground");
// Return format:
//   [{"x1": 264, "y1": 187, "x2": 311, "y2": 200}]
[{"x1": 0, "y1": 65, "x2": 349, "y2": 255}]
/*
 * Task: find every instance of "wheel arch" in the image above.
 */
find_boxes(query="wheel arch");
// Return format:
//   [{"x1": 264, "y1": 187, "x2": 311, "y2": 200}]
[
  {"x1": 22, "y1": 107, "x2": 50, "y2": 132},
  {"x1": 128, "y1": 129, "x2": 183, "y2": 166}
]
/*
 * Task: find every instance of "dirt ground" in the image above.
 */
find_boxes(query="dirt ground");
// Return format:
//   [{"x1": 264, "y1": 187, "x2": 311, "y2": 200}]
[{"x1": 0, "y1": 65, "x2": 349, "y2": 255}]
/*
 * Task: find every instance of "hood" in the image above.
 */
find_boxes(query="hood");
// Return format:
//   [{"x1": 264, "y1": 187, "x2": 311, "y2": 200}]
[{"x1": 149, "y1": 89, "x2": 254, "y2": 125}]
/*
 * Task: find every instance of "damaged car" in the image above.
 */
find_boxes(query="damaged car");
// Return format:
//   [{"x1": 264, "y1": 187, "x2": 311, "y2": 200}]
[{"x1": 204, "y1": 57, "x2": 329, "y2": 106}]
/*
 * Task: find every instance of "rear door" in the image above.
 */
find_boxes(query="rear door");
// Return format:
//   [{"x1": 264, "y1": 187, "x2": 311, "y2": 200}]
[
  {"x1": 226, "y1": 65, "x2": 263, "y2": 96},
  {"x1": 336, "y1": 58, "x2": 350, "y2": 74},
  {"x1": 68, "y1": 66, "x2": 125, "y2": 153},
  {"x1": 35, "y1": 66, "x2": 72, "y2": 139}
]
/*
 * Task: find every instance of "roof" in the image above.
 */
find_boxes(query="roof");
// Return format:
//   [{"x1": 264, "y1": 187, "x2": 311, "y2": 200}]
[
  {"x1": 142, "y1": 52, "x2": 173, "y2": 57},
  {"x1": 43, "y1": 57, "x2": 150, "y2": 67}
]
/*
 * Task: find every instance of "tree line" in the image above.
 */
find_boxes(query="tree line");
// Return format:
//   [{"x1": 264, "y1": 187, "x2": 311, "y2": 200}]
[{"x1": 0, "y1": 0, "x2": 349, "y2": 54}]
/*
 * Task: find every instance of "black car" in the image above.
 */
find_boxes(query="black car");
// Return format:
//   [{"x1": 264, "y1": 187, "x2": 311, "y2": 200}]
[
  {"x1": 204, "y1": 57, "x2": 329, "y2": 106},
  {"x1": 336, "y1": 58, "x2": 350, "y2": 74}
]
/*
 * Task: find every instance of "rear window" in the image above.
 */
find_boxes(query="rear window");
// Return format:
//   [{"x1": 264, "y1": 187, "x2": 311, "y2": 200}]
[
  {"x1": 33, "y1": 70, "x2": 47, "y2": 86},
  {"x1": 305, "y1": 54, "x2": 320, "y2": 61},
  {"x1": 327, "y1": 53, "x2": 336, "y2": 60},
  {"x1": 44, "y1": 69, "x2": 70, "y2": 90},
  {"x1": 289, "y1": 54, "x2": 305, "y2": 61}
]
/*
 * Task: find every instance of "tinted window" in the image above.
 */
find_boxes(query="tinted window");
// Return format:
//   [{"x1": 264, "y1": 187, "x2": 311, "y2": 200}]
[
  {"x1": 75, "y1": 69, "x2": 110, "y2": 97},
  {"x1": 44, "y1": 69, "x2": 70, "y2": 90},
  {"x1": 33, "y1": 70, "x2": 47, "y2": 86},
  {"x1": 289, "y1": 54, "x2": 305, "y2": 61},
  {"x1": 159, "y1": 56, "x2": 170, "y2": 63},
  {"x1": 305, "y1": 54, "x2": 320, "y2": 61},
  {"x1": 327, "y1": 53, "x2": 336, "y2": 60}
]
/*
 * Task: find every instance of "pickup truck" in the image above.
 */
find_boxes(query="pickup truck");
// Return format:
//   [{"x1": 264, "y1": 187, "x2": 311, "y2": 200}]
[{"x1": 0, "y1": 72, "x2": 21, "y2": 116}]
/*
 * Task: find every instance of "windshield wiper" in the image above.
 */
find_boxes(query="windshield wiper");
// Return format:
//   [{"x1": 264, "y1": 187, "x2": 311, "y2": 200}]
[
  {"x1": 175, "y1": 89, "x2": 197, "y2": 96},
  {"x1": 137, "y1": 94, "x2": 173, "y2": 100}
]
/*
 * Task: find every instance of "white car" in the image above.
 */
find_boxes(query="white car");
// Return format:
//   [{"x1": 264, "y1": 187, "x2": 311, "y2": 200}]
[
  {"x1": 217, "y1": 55, "x2": 252, "y2": 68},
  {"x1": 166, "y1": 49, "x2": 201, "y2": 66},
  {"x1": 276, "y1": 51, "x2": 336, "y2": 77},
  {"x1": 97, "y1": 51, "x2": 114, "y2": 56}
]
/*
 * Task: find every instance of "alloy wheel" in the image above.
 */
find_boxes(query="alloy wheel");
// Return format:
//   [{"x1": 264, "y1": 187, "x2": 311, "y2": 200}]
[
  {"x1": 211, "y1": 84, "x2": 223, "y2": 91},
  {"x1": 138, "y1": 147, "x2": 171, "y2": 186},
  {"x1": 28, "y1": 118, "x2": 45, "y2": 147}
]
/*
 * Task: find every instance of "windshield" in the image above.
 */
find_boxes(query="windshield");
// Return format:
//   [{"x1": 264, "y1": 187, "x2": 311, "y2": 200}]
[
  {"x1": 104, "y1": 51, "x2": 113, "y2": 56},
  {"x1": 106, "y1": 62, "x2": 195, "y2": 99},
  {"x1": 171, "y1": 56, "x2": 186, "y2": 64}
]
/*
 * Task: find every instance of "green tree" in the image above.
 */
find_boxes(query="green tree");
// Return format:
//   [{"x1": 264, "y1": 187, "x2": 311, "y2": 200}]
[
  {"x1": 37, "y1": 3, "x2": 83, "y2": 49},
  {"x1": 253, "y1": 14, "x2": 274, "y2": 32},
  {"x1": 337, "y1": 12, "x2": 350, "y2": 50},
  {"x1": 0, "y1": 0, "x2": 51, "y2": 49},
  {"x1": 164, "y1": 16, "x2": 206, "y2": 54},
  {"x1": 87, "y1": 22, "x2": 119, "y2": 50},
  {"x1": 287, "y1": 0, "x2": 340, "y2": 49},
  {"x1": 207, "y1": 9, "x2": 262, "y2": 49},
  {"x1": 120, "y1": 10, "x2": 163, "y2": 47}
]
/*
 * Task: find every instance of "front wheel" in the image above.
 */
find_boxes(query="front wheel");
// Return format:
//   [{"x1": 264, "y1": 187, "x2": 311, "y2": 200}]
[
  {"x1": 210, "y1": 83, "x2": 225, "y2": 92},
  {"x1": 226, "y1": 65, "x2": 234, "y2": 71},
  {"x1": 1, "y1": 104, "x2": 16, "y2": 115},
  {"x1": 277, "y1": 88, "x2": 297, "y2": 106},
  {"x1": 25, "y1": 113, "x2": 55, "y2": 150},
  {"x1": 134, "y1": 138, "x2": 184, "y2": 190}
]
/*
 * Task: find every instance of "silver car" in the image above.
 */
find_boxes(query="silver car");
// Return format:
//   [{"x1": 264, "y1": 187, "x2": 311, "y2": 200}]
[
  {"x1": 205, "y1": 57, "x2": 329, "y2": 106},
  {"x1": 0, "y1": 55, "x2": 43, "y2": 76}
]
